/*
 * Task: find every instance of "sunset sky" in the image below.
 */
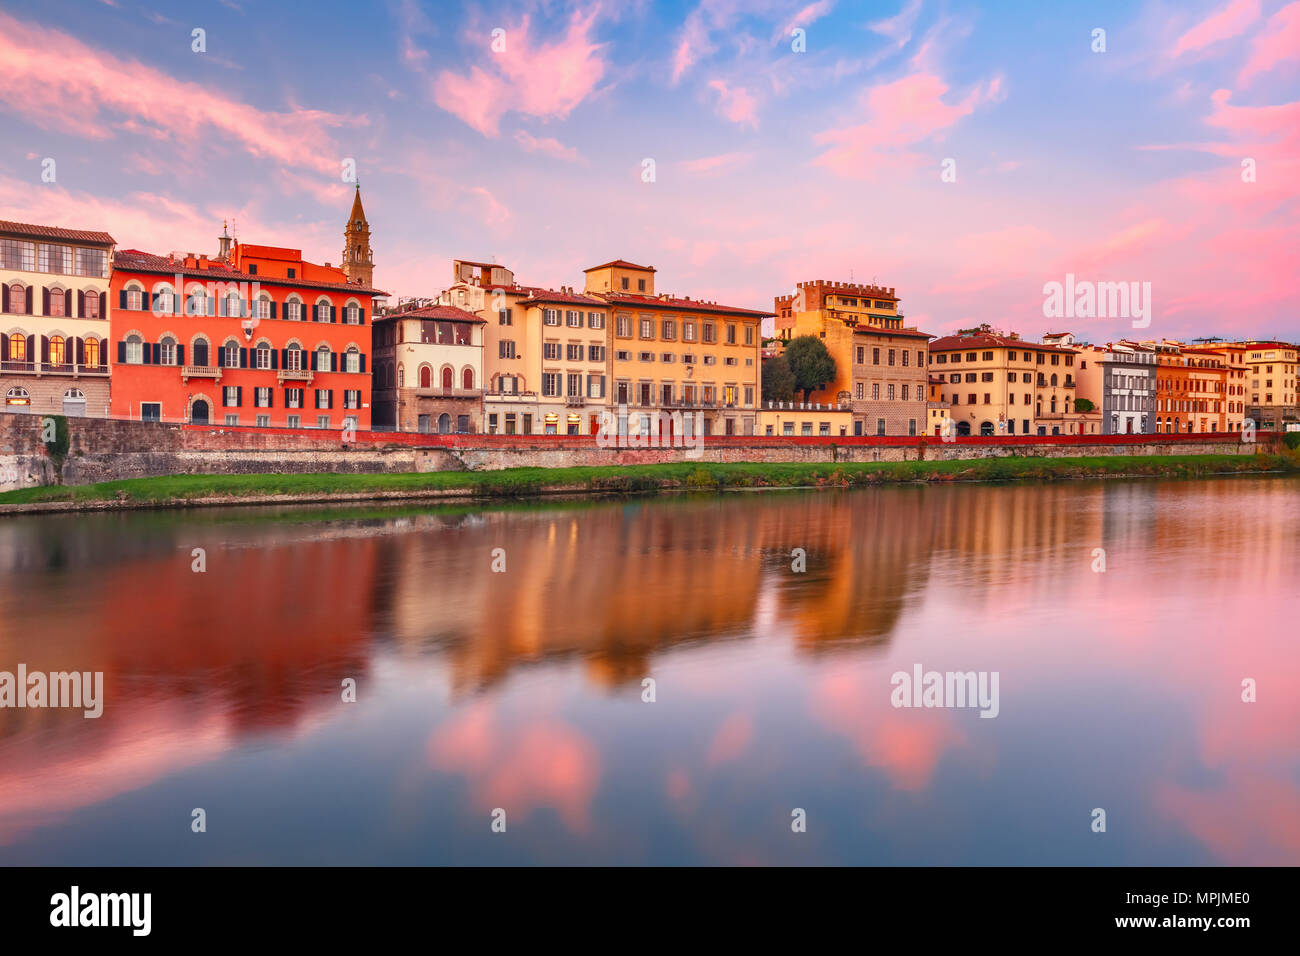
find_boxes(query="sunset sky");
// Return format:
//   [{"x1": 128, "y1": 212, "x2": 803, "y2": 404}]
[{"x1": 0, "y1": 0, "x2": 1296, "y2": 341}]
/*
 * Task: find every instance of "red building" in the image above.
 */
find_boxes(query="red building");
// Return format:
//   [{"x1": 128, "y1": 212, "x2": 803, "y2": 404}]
[{"x1": 109, "y1": 222, "x2": 384, "y2": 429}]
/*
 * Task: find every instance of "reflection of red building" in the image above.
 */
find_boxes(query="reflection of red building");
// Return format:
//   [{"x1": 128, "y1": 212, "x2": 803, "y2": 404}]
[{"x1": 108, "y1": 196, "x2": 384, "y2": 428}]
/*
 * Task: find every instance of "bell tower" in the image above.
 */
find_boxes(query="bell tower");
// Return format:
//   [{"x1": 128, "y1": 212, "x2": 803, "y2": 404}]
[{"x1": 342, "y1": 184, "x2": 373, "y2": 287}]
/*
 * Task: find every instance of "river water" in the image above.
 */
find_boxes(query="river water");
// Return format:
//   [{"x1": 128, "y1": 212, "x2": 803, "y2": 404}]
[{"x1": 1, "y1": 476, "x2": 1296, "y2": 865}]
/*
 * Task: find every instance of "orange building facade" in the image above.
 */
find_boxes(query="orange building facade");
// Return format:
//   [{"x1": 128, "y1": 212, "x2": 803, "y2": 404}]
[{"x1": 109, "y1": 229, "x2": 384, "y2": 428}]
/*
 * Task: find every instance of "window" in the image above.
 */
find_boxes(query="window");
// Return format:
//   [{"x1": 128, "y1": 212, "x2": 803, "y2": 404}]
[
  {"x1": 637, "y1": 278, "x2": 646, "y2": 292},
  {"x1": 588, "y1": 311, "x2": 604, "y2": 329},
  {"x1": 662, "y1": 319, "x2": 676, "y2": 339},
  {"x1": 542, "y1": 372, "x2": 559, "y2": 397},
  {"x1": 256, "y1": 414, "x2": 270, "y2": 427},
  {"x1": 872, "y1": 383, "x2": 880, "y2": 400},
  {"x1": 159, "y1": 336, "x2": 176, "y2": 365},
  {"x1": 640, "y1": 318, "x2": 653, "y2": 339},
  {"x1": 588, "y1": 345, "x2": 605, "y2": 362},
  {"x1": 223, "y1": 386, "x2": 240, "y2": 406},
  {"x1": 887, "y1": 384, "x2": 895, "y2": 401},
  {"x1": 345, "y1": 304, "x2": 360, "y2": 324},
  {"x1": 255, "y1": 297, "x2": 271, "y2": 319},
  {"x1": 255, "y1": 345, "x2": 272, "y2": 369},
  {"x1": 345, "y1": 348, "x2": 360, "y2": 373},
  {"x1": 316, "y1": 302, "x2": 331, "y2": 322},
  {"x1": 499, "y1": 340, "x2": 516, "y2": 359},
  {"x1": 567, "y1": 344, "x2": 583, "y2": 361},
  {"x1": 317, "y1": 415, "x2": 331, "y2": 429},
  {"x1": 140, "y1": 402, "x2": 161, "y2": 422},
  {"x1": 703, "y1": 323, "x2": 716, "y2": 343},
  {"x1": 726, "y1": 324, "x2": 736, "y2": 345},
  {"x1": 566, "y1": 310, "x2": 582, "y2": 327},
  {"x1": 287, "y1": 415, "x2": 301, "y2": 428},
  {"x1": 873, "y1": 348, "x2": 880, "y2": 365},
  {"x1": 286, "y1": 300, "x2": 303, "y2": 321},
  {"x1": 544, "y1": 342, "x2": 560, "y2": 361},
  {"x1": 225, "y1": 414, "x2": 239, "y2": 425},
  {"x1": 0, "y1": 240, "x2": 35, "y2": 272},
  {"x1": 286, "y1": 388, "x2": 303, "y2": 409},
  {"x1": 125, "y1": 335, "x2": 143, "y2": 364},
  {"x1": 498, "y1": 308, "x2": 512, "y2": 325},
  {"x1": 543, "y1": 309, "x2": 560, "y2": 326},
  {"x1": 84, "y1": 338, "x2": 100, "y2": 368},
  {"x1": 316, "y1": 348, "x2": 331, "y2": 371},
  {"x1": 344, "y1": 390, "x2": 361, "y2": 409},
  {"x1": 683, "y1": 322, "x2": 696, "y2": 342},
  {"x1": 315, "y1": 389, "x2": 331, "y2": 409},
  {"x1": 617, "y1": 314, "x2": 632, "y2": 337}
]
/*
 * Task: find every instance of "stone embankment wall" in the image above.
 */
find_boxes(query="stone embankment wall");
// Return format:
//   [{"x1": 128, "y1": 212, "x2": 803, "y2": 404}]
[{"x1": 0, "y1": 412, "x2": 1274, "y2": 492}]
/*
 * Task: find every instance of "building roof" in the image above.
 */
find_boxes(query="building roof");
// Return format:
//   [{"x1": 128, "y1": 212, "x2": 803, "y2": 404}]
[
  {"x1": 851, "y1": 325, "x2": 933, "y2": 340},
  {"x1": 600, "y1": 291, "x2": 774, "y2": 318},
  {"x1": 374, "y1": 304, "x2": 484, "y2": 324},
  {"x1": 928, "y1": 332, "x2": 1077, "y2": 354},
  {"x1": 517, "y1": 287, "x2": 607, "y2": 307},
  {"x1": 0, "y1": 219, "x2": 115, "y2": 246},
  {"x1": 583, "y1": 259, "x2": 656, "y2": 273},
  {"x1": 113, "y1": 249, "x2": 387, "y2": 296},
  {"x1": 348, "y1": 185, "x2": 366, "y2": 223}
]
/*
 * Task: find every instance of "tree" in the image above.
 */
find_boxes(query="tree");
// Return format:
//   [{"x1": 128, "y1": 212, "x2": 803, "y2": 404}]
[
  {"x1": 783, "y1": 335, "x2": 837, "y2": 402},
  {"x1": 1073, "y1": 398, "x2": 1095, "y2": 413},
  {"x1": 762, "y1": 355, "x2": 796, "y2": 403}
]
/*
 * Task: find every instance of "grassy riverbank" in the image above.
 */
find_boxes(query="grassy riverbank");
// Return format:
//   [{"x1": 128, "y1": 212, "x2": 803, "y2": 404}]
[{"x1": 0, "y1": 453, "x2": 1296, "y2": 513}]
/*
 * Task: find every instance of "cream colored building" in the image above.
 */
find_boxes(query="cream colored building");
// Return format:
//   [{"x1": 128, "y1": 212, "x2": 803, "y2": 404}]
[
  {"x1": 1, "y1": 219, "x2": 114, "y2": 417},
  {"x1": 759, "y1": 401, "x2": 852, "y2": 437},
  {"x1": 371, "y1": 303, "x2": 484, "y2": 433}
]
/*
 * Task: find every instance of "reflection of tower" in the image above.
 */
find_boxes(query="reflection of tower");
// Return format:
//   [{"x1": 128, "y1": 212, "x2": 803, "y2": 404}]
[{"x1": 342, "y1": 184, "x2": 373, "y2": 287}]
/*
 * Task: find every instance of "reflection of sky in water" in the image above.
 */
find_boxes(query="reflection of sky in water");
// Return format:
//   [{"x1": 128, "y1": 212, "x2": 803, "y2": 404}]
[{"x1": 0, "y1": 477, "x2": 1296, "y2": 864}]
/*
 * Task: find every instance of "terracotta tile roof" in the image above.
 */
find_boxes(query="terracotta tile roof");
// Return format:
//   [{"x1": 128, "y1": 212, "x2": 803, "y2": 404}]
[
  {"x1": 113, "y1": 249, "x2": 387, "y2": 296},
  {"x1": 517, "y1": 286, "x2": 607, "y2": 307},
  {"x1": 600, "y1": 292, "x2": 774, "y2": 318},
  {"x1": 0, "y1": 219, "x2": 115, "y2": 245},
  {"x1": 929, "y1": 332, "x2": 1077, "y2": 354},
  {"x1": 583, "y1": 259, "x2": 656, "y2": 272},
  {"x1": 374, "y1": 304, "x2": 485, "y2": 323}
]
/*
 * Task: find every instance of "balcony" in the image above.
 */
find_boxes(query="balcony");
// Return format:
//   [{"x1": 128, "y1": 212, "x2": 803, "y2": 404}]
[
  {"x1": 277, "y1": 368, "x2": 314, "y2": 384},
  {"x1": 181, "y1": 365, "x2": 221, "y2": 383},
  {"x1": 564, "y1": 394, "x2": 586, "y2": 406},
  {"x1": 764, "y1": 400, "x2": 851, "y2": 412},
  {"x1": 415, "y1": 387, "x2": 478, "y2": 399},
  {"x1": 0, "y1": 360, "x2": 109, "y2": 376}
]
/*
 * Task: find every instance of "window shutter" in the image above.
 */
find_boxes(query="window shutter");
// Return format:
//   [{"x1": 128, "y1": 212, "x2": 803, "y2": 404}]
[
  {"x1": 240, "y1": 347, "x2": 248, "y2": 368},
  {"x1": 280, "y1": 348, "x2": 287, "y2": 368},
  {"x1": 99, "y1": 292, "x2": 106, "y2": 317},
  {"x1": 329, "y1": 390, "x2": 335, "y2": 409},
  {"x1": 178, "y1": 344, "x2": 185, "y2": 365},
  {"x1": 331, "y1": 353, "x2": 338, "y2": 372},
  {"x1": 330, "y1": 306, "x2": 337, "y2": 323},
  {"x1": 360, "y1": 354, "x2": 366, "y2": 373},
  {"x1": 117, "y1": 342, "x2": 126, "y2": 363},
  {"x1": 40, "y1": 336, "x2": 49, "y2": 363},
  {"x1": 25, "y1": 287, "x2": 33, "y2": 313},
  {"x1": 119, "y1": 290, "x2": 127, "y2": 310},
  {"x1": 270, "y1": 301, "x2": 277, "y2": 319},
  {"x1": 217, "y1": 297, "x2": 225, "y2": 317},
  {"x1": 268, "y1": 388, "x2": 273, "y2": 408},
  {"x1": 43, "y1": 288, "x2": 50, "y2": 314},
  {"x1": 76, "y1": 290, "x2": 84, "y2": 318},
  {"x1": 237, "y1": 386, "x2": 243, "y2": 406},
  {"x1": 359, "y1": 308, "x2": 365, "y2": 324},
  {"x1": 216, "y1": 346, "x2": 224, "y2": 368},
  {"x1": 26, "y1": 335, "x2": 34, "y2": 360},
  {"x1": 271, "y1": 348, "x2": 279, "y2": 369},
  {"x1": 0, "y1": 285, "x2": 7, "y2": 313},
  {"x1": 1, "y1": 335, "x2": 8, "y2": 362}
]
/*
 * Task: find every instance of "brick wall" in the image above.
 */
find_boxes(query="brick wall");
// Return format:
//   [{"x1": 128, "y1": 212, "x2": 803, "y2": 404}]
[{"x1": 0, "y1": 410, "x2": 1274, "y2": 492}]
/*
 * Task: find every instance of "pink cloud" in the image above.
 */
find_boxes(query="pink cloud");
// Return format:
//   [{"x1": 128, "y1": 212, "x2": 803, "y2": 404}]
[
  {"x1": 1238, "y1": 1, "x2": 1300, "y2": 86},
  {"x1": 513, "y1": 129, "x2": 585, "y2": 164},
  {"x1": 0, "y1": 11, "x2": 357, "y2": 177},
  {"x1": 679, "y1": 151, "x2": 755, "y2": 175},
  {"x1": 431, "y1": 6, "x2": 608, "y2": 137},
  {"x1": 813, "y1": 72, "x2": 998, "y2": 179},
  {"x1": 1171, "y1": 0, "x2": 1260, "y2": 57},
  {"x1": 708, "y1": 79, "x2": 760, "y2": 127}
]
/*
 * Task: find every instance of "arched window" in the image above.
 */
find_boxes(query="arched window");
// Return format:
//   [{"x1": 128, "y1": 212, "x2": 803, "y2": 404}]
[
  {"x1": 192, "y1": 338, "x2": 209, "y2": 367},
  {"x1": 223, "y1": 341, "x2": 240, "y2": 367},
  {"x1": 438, "y1": 413, "x2": 451, "y2": 434},
  {"x1": 84, "y1": 292, "x2": 101, "y2": 319},
  {"x1": 157, "y1": 286, "x2": 175, "y2": 315},
  {"x1": 84, "y1": 337, "x2": 101, "y2": 368},
  {"x1": 7, "y1": 284, "x2": 25, "y2": 315},
  {"x1": 397, "y1": 366, "x2": 404, "y2": 388},
  {"x1": 255, "y1": 342, "x2": 272, "y2": 369},
  {"x1": 285, "y1": 297, "x2": 303, "y2": 321},
  {"x1": 126, "y1": 334, "x2": 143, "y2": 364},
  {"x1": 255, "y1": 295, "x2": 272, "y2": 319},
  {"x1": 225, "y1": 292, "x2": 242, "y2": 318},
  {"x1": 49, "y1": 335, "x2": 66, "y2": 366},
  {"x1": 5, "y1": 386, "x2": 30, "y2": 407},
  {"x1": 316, "y1": 300, "x2": 332, "y2": 323},
  {"x1": 1050, "y1": 373, "x2": 1058, "y2": 386},
  {"x1": 8, "y1": 333, "x2": 27, "y2": 362},
  {"x1": 345, "y1": 346, "x2": 360, "y2": 373},
  {"x1": 287, "y1": 344, "x2": 303, "y2": 370},
  {"x1": 419, "y1": 365, "x2": 431, "y2": 388},
  {"x1": 159, "y1": 336, "x2": 177, "y2": 366},
  {"x1": 462, "y1": 367, "x2": 474, "y2": 390},
  {"x1": 442, "y1": 367, "x2": 453, "y2": 390},
  {"x1": 48, "y1": 289, "x2": 66, "y2": 317},
  {"x1": 316, "y1": 346, "x2": 331, "y2": 371}
]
